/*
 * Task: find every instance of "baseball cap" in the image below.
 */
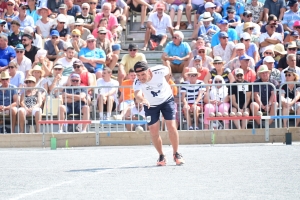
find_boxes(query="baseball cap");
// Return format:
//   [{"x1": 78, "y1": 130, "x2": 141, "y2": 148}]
[
  {"x1": 86, "y1": 34, "x2": 96, "y2": 41},
  {"x1": 194, "y1": 55, "x2": 202, "y2": 61},
  {"x1": 291, "y1": 31, "x2": 299, "y2": 37},
  {"x1": 239, "y1": 55, "x2": 251, "y2": 60},
  {"x1": 54, "y1": 64, "x2": 63, "y2": 69},
  {"x1": 22, "y1": 33, "x2": 33, "y2": 40},
  {"x1": 73, "y1": 60, "x2": 83, "y2": 66},
  {"x1": 241, "y1": 32, "x2": 251, "y2": 40},
  {"x1": 235, "y1": 43, "x2": 245, "y2": 50},
  {"x1": 98, "y1": 27, "x2": 107, "y2": 33},
  {"x1": 71, "y1": 73, "x2": 80, "y2": 79},
  {"x1": 128, "y1": 43, "x2": 138, "y2": 50},
  {"x1": 243, "y1": 10, "x2": 252, "y2": 16},
  {"x1": 7, "y1": 0, "x2": 16, "y2": 5},
  {"x1": 219, "y1": 31, "x2": 228, "y2": 38},
  {"x1": 15, "y1": 44, "x2": 25, "y2": 50},
  {"x1": 134, "y1": 61, "x2": 149, "y2": 73},
  {"x1": 71, "y1": 29, "x2": 81, "y2": 36},
  {"x1": 204, "y1": 2, "x2": 216, "y2": 9},
  {"x1": 0, "y1": 19, "x2": 6, "y2": 25},
  {"x1": 24, "y1": 26, "x2": 34, "y2": 34},
  {"x1": 284, "y1": 68, "x2": 297, "y2": 74},
  {"x1": 219, "y1": 19, "x2": 228, "y2": 25},
  {"x1": 226, "y1": 5, "x2": 235, "y2": 13},
  {"x1": 263, "y1": 56, "x2": 275, "y2": 63},
  {"x1": 59, "y1": 4, "x2": 67, "y2": 9},
  {"x1": 288, "y1": 0, "x2": 297, "y2": 7},
  {"x1": 19, "y1": 2, "x2": 28, "y2": 8},
  {"x1": 50, "y1": 30, "x2": 59, "y2": 37},
  {"x1": 156, "y1": 3, "x2": 165, "y2": 10},
  {"x1": 235, "y1": 68, "x2": 244, "y2": 75}
]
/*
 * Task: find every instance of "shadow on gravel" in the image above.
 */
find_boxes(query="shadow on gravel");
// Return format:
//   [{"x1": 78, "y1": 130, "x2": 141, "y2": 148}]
[{"x1": 66, "y1": 165, "x2": 169, "y2": 173}]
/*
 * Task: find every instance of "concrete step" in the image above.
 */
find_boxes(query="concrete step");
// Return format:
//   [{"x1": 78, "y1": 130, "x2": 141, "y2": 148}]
[
  {"x1": 119, "y1": 50, "x2": 163, "y2": 60},
  {"x1": 128, "y1": 21, "x2": 194, "y2": 32},
  {"x1": 126, "y1": 28, "x2": 193, "y2": 40}
]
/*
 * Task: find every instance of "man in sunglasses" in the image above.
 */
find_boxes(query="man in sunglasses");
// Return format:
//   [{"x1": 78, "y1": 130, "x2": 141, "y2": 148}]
[
  {"x1": 22, "y1": 34, "x2": 39, "y2": 64},
  {"x1": 75, "y1": 3, "x2": 94, "y2": 31},
  {"x1": 259, "y1": 23, "x2": 283, "y2": 55},
  {"x1": 278, "y1": 41, "x2": 300, "y2": 71},
  {"x1": 118, "y1": 43, "x2": 146, "y2": 85},
  {"x1": 58, "y1": 73, "x2": 90, "y2": 133},
  {"x1": 11, "y1": 3, "x2": 34, "y2": 32},
  {"x1": 212, "y1": 31, "x2": 235, "y2": 63},
  {"x1": 11, "y1": 44, "x2": 31, "y2": 77},
  {"x1": 44, "y1": 30, "x2": 65, "y2": 61},
  {"x1": 232, "y1": 55, "x2": 256, "y2": 83},
  {"x1": 235, "y1": 11, "x2": 260, "y2": 38},
  {"x1": 280, "y1": 54, "x2": 300, "y2": 83},
  {"x1": 64, "y1": 0, "x2": 81, "y2": 18},
  {"x1": 133, "y1": 61, "x2": 185, "y2": 166},
  {"x1": 263, "y1": 56, "x2": 281, "y2": 83},
  {"x1": 282, "y1": 0, "x2": 300, "y2": 34},
  {"x1": 211, "y1": 19, "x2": 238, "y2": 48},
  {"x1": 228, "y1": 68, "x2": 252, "y2": 129},
  {"x1": 51, "y1": 14, "x2": 70, "y2": 42}
]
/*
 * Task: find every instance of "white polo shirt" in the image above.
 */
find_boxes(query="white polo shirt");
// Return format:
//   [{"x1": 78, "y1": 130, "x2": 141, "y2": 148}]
[
  {"x1": 259, "y1": 32, "x2": 283, "y2": 53},
  {"x1": 147, "y1": 12, "x2": 172, "y2": 36},
  {"x1": 12, "y1": 56, "x2": 32, "y2": 76},
  {"x1": 235, "y1": 22, "x2": 261, "y2": 38}
]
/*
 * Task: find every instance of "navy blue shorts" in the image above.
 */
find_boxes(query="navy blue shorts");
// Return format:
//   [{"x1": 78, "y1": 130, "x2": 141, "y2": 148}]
[
  {"x1": 144, "y1": 97, "x2": 176, "y2": 126},
  {"x1": 66, "y1": 103, "x2": 85, "y2": 115}
]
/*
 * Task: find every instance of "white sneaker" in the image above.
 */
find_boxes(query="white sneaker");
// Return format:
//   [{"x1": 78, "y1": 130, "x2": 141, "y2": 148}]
[
  {"x1": 187, "y1": 24, "x2": 193, "y2": 29},
  {"x1": 57, "y1": 130, "x2": 63, "y2": 133}
]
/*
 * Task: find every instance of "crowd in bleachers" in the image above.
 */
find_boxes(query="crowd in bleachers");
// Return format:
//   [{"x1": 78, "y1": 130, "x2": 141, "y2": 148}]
[{"x1": 0, "y1": 0, "x2": 299, "y2": 133}]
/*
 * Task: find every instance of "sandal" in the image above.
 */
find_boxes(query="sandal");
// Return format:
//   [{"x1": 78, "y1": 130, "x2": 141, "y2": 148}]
[{"x1": 140, "y1": 46, "x2": 147, "y2": 51}]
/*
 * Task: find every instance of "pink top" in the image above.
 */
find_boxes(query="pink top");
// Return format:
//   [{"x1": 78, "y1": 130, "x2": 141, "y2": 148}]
[
  {"x1": 92, "y1": 28, "x2": 114, "y2": 41},
  {"x1": 94, "y1": 13, "x2": 118, "y2": 31}
]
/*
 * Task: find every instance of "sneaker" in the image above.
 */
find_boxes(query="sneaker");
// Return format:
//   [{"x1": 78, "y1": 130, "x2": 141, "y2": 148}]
[
  {"x1": 189, "y1": 126, "x2": 194, "y2": 130},
  {"x1": 157, "y1": 154, "x2": 167, "y2": 166},
  {"x1": 57, "y1": 129, "x2": 63, "y2": 133},
  {"x1": 173, "y1": 152, "x2": 185, "y2": 165},
  {"x1": 195, "y1": 127, "x2": 199, "y2": 130},
  {"x1": 187, "y1": 23, "x2": 193, "y2": 29}
]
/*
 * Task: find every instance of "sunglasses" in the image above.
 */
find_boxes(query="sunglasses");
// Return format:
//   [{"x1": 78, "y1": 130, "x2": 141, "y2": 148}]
[
  {"x1": 236, "y1": 74, "x2": 243, "y2": 77},
  {"x1": 59, "y1": 22, "x2": 65, "y2": 24},
  {"x1": 72, "y1": 35, "x2": 79, "y2": 38},
  {"x1": 270, "y1": 25, "x2": 277, "y2": 28},
  {"x1": 0, "y1": 25, "x2": 4, "y2": 27},
  {"x1": 214, "y1": 62, "x2": 223, "y2": 65},
  {"x1": 172, "y1": 36, "x2": 178, "y2": 39},
  {"x1": 89, "y1": 2, "x2": 97, "y2": 4},
  {"x1": 16, "y1": 50, "x2": 24, "y2": 53},
  {"x1": 198, "y1": 50, "x2": 205, "y2": 53},
  {"x1": 7, "y1": 4, "x2": 14, "y2": 6},
  {"x1": 87, "y1": 40, "x2": 94, "y2": 43},
  {"x1": 188, "y1": 74, "x2": 197, "y2": 77},
  {"x1": 288, "y1": 48, "x2": 297, "y2": 51},
  {"x1": 1, "y1": 78, "x2": 8, "y2": 81},
  {"x1": 285, "y1": 73, "x2": 293, "y2": 77},
  {"x1": 248, "y1": 27, "x2": 254, "y2": 30},
  {"x1": 244, "y1": 39, "x2": 250, "y2": 41},
  {"x1": 220, "y1": 37, "x2": 228, "y2": 39},
  {"x1": 72, "y1": 80, "x2": 79, "y2": 83},
  {"x1": 228, "y1": 12, "x2": 234, "y2": 14},
  {"x1": 215, "y1": 80, "x2": 222, "y2": 83},
  {"x1": 129, "y1": 49, "x2": 137, "y2": 52},
  {"x1": 82, "y1": 8, "x2": 88, "y2": 10},
  {"x1": 21, "y1": 7, "x2": 27, "y2": 10},
  {"x1": 8, "y1": 66, "x2": 15, "y2": 69},
  {"x1": 25, "y1": 81, "x2": 34, "y2": 84},
  {"x1": 99, "y1": 33, "x2": 106, "y2": 35},
  {"x1": 246, "y1": 15, "x2": 252, "y2": 18},
  {"x1": 295, "y1": 26, "x2": 300, "y2": 29},
  {"x1": 73, "y1": 65, "x2": 81, "y2": 69},
  {"x1": 54, "y1": 68, "x2": 62, "y2": 71},
  {"x1": 22, "y1": 39, "x2": 27, "y2": 41},
  {"x1": 52, "y1": 36, "x2": 58, "y2": 39},
  {"x1": 265, "y1": 52, "x2": 273, "y2": 55}
]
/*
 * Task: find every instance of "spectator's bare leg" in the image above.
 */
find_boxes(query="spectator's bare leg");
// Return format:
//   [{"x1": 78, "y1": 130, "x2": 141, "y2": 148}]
[
  {"x1": 165, "y1": 119, "x2": 179, "y2": 154},
  {"x1": 58, "y1": 105, "x2": 66, "y2": 131},
  {"x1": 140, "y1": 5, "x2": 147, "y2": 27},
  {"x1": 185, "y1": 4, "x2": 192, "y2": 25},
  {"x1": 176, "y1": 9, "x2": 183, "y2": 29},
  {"x1": 282, "y1": 103, "x2": 289, "y2": 127},
  {"x1": 169, "y1": 8, "x2": 176, "y2": 29},
  {"x1": 183, "y1": 107, "x2": 191, "y2": 128},
  {"x1": 159, "y1": 35, "x2": 167, "y2": 47},
  {"x1": 296, "y1": 106, "x2": 300, "y2": 127},
  {"x1": 194, "y1": 14, "x2": 199, "y2": 28},
  {"x1": 195, "y1": 106, "x2": 200, "y2": 128},
  {"x1": 232, "y1": 107, "x2": 241, "y2": 129},
  {"x1": 125, "y1": 124, "x2": 134, "y2": 131},
  {"x1": 82, "y1": 105, "x2": 90, "y2": 131},
  {"x1": 18, "y1": 108, "x2": 26, "y2": 133},
  {"x1": 117, "y1": 69, "x2": 126, "y2": 86},
  {"x1": 250, "y1": 102, "x2": 260, "y2": 125},
  {"x1": 269, "y1": 102, "x2": 277, "y2": 124},
  {"x1": 149, "y1": 120, "x2": 163, "y2": 154},
  {"x1": 11, "y1": 107, "x2": 17, "y2": 133},
  {"x1": 107, "y1": 96, "x2": 114, "y2": 117},
  {"x1": 35, "y1": 110, "x2": 41, "y2": 133},
  {"x1": 108, "y1": 54, "x2": 119, "y2": 70},
  {"x1": 143, "y1": 28, "x2": 151, "y2": 48},
  {"x1": 191, "y1": 22, "x2": 201, "y2": 39},
  {"x1": 123, "y1": 5, "x2": 130, "y2": 20},
  {"x1": 98, "y1": 95, "x2": 104, "y2": 113}
]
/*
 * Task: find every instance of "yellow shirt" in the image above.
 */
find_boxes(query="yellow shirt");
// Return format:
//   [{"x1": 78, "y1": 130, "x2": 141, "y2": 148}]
[{"x1": 120, "y1": 53, "x2": 147, "y2": 73}]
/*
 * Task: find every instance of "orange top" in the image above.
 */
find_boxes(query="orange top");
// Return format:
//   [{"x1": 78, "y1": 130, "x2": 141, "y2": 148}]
[
  {"x1": 121, "y1": 80, "x2": 134, "y2": 101},
  {"x1": 168, "y1": 79, "x2": 178, "y2": 96},
  {"x1": 197, "y1": 67, "x2": 209, "y2": 81}
]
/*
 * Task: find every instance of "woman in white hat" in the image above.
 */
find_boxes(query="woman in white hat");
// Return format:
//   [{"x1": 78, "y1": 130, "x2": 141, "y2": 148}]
[
  {"x1": 50, "y1": 14, "x2": 70, "y2": 42},
  {"x1": 32, "y1": 49, "x2": 53, "y2": 77},
  {"x1": 203, "y1": 75, "x2": 230, "y2": 130},
  {"x1": 241, "y1": 32, "x2": 259, "y2": 63},
  {"x1": 19, "y1": 76, "x2": 42, "y2": 133},
  {"x1": 204, "y1": 56, "x2": 234, "y2": 83}
]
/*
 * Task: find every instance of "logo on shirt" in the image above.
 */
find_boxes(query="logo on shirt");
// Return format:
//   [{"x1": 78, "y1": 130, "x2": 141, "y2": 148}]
[
  {"x1": 157, "y1": 83, "x2": 162, "y2": 87},
  {"x1": 151, "y1": 90, "x2": 160, "y2": 97},
  {"x1": 146, "y1": 86, "x2": 153, "y2": 90}
]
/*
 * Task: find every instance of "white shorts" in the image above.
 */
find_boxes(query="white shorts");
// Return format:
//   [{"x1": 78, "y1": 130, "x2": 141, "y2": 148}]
[
  {"x1": 119, "y1": 100, "x2": 134, "y2": 112},
  {"x1": 18, "y1": 107, "x2": 42, "y2": 116}
]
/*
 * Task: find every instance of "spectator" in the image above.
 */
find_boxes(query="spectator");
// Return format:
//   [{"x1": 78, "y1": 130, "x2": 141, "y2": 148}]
[
  {"x1": 93, "y1": 18, "x2": 114, "y2": 43},
  {"x1": 88, "y1": 0, "x2": 99, "y2": 17},
  {"x1": 126, "y1": 0, "x2": 153, "y2": 30},
  {"x1": 196, "y1": 45, "x2": 214, "y2": 70},
  {"x1": 70, "y1": 28, "x2": 87, "y2": 52},
  {"x1": 141, "y1": 3, "x2": 173, "y2": 51},
  {"x1": 44, "y1": 30, "x2": 65, "y2": 62},
  {"x1": 65, "y1": 0, "x2": 81, "y2": 17},
  {"x1": 3, "y1": 0, "x2": 18, "y2": 30},
  {"x1": 96, "y1": 67, "x2": 119, "y2": 120},
  {"x1": 8, "y1": 61, "x2": 24, "y2": 87},
  {"x1": 195, "y1": 12, "x2": 219, "y2": 42},
  {"x1": 58, "y1": 4, "x2": 75, "y2": 29},
  {"x1": 235, "y1": 11, "x2": 260, "y2": 38},
  {"x1": 19, "y1": 76, "x2": 42, "y2": 133},
  {"x1": 273, "y1": 43, "x2": 287, "y2": 62},
  {"x1": 79, "y1": 34, "x2": 106, "y2": 79},
  {"x1": 260, "y1": 14, "x2": 284, "y2": 36},
  {"x1": 44, "y1": 63, "x2": 68, "y2": 97},
  {"x1": 26, "y1": 0, "x2": 41, "y2": 24},
  {"x1": 222, "y1": 0, "x2": 244, "y2": 18},
  {"x1": 228, "y1": 68, "x2": 252, "y2": 129},
  {"x1": 204, "y1": 56, "x2": 234, "y2": 83},
  {"x1": 278, "y1": 42, "x2": 300, "y2": 71},
  {"x1": 284, "y1": 30, "x2": 299, "y2": 45},
  {"x1": 281, "y1": 54, "x2": 300, "y2": 83},
  {"x1": 255, "y1": 46, "x2": 277, "y2": 71},
  {"x1": 24, "y1": 26, "x2": 43, "y2": 49},
  {"x1": 198, "y1": 2, "x2": 222, "y2": 25},
  {"x1": 245, "y1": 0, "x2": 263, "y2": 24},
  {"x1": 203, "y1": 75, "x2": 230, "y2": 129},
  {"x1": 196, "y1": 0, "x2": 222, "y2": 17},
  {"x1": 241, "y1": 32, "x2": 259, "y2": 63},
  {"x1": 232, "y1": 54, "x2": 256, "y2": 82},
  {"x1": 11, "y1": 44, "x2": 31, "y2": 77},
  {"x1": 169, "y1": 0, "x2": 186, "y2": 30},
  {"x1": 225, "y1": 43, "x2": 255, "y2": 71},
  {"x1": 191, "y1": 36, "x2": 211, "y2": 56},
  {"x1": 212, "y1": 31, "x2": 236, "y2": 63},
  {"x1": 162, "y1": 31, "x2": 192, "y2": 74},
  {"x1": 33, "y1": 49, "x2": 53, "y2": 77},
  {"x1": 12, "y1": 3, "x2": 34, "y2": 31},
  {"x1": 223, "y1": 6, "x2": 240, "y2": 29},
  {"x1": 47, "y1": 0, "x2": 64, "y2": 14},
  {"x1": 58, "y1": 73, "x2": 89, "y2": 133},
  {"x1": 0, "y1": 71, "x2": 18, "y2": 133},
  {"x1": 67, "y1": 59, "x2": 95, "y2": 88},
  {"x1": 259, "y1": 23, "x2": 283, "y2": 55},
  {"x1": 263, "y1": 0, "x2": 286, "y2": 22},
  {"x1": 75, "y1": 3, "x2": 94, "y2": 31},
  {"x1": 29, "y1": 65, "x2": 47, "y2": 92},
  {"x1": 109, "y1": 0, "x2": 127, "y2": 30},
  {"x1": 0, "y1": 20, "x2": 8, "y2": 35},
  {"x1": 22, "y1": 34, "x2": 39, "y2": 64},
  {"x1": 118, "y1": 43, "x2": 146, "y2": 84},
  {"x1": 185, "y1": 55, "x2": 209, "y2": 81},
  {"x1": 263, "y1": 56, "x2": 281, "y2": 83},
  {"x1": 280, "y1": 68, "x2": 300, "y2": 127},
  {"x1": 74, "y1": 18, "x2": 91, "y2": 40},
  {"x1": 243, "y1": 22, "x2": 259, "y2": 47},
  {"x1": 282, "y1": 0, "x2": 300, "y2": 34},
  {"x1": 8, "y1": 20, "x2": 23, "y2": 47},
  {"x1": 0, "y1": 34, "x2": 15, "y2": 71},
  {"x1": 118, "y1": 68, "x2": 136, "y2": 117},
  {"x1": 36, "y1": 7, "x2": 53, "y2": 39},
  {"x1": 185, "y1": 0, "x2": 202, "y2": 29},
  {"x1": 123, "y1": 97, "x2": 146, "y2": 131},
  {"x1": 50, "y1": 14, "x2": 70, "y2": 41},
  {"x1": 96, "y1": 27, "x2": 118, "y2": 70},
  {"x1": 181, "y1": 67, "x2": 206, "y2": 130},
  {"x1": 211, "y1": 19, "x2": 238, "y2": 47},
  {"x1": 250, "y1": 65, "x2": 278, "y2": 126},
  {"x1": 56, "y1": 46, "x2": 77, "y2": 77}
]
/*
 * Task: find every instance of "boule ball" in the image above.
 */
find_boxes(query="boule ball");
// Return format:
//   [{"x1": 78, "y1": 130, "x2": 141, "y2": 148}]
[
  {"x1": 243, "y1": 111, "x2": 249, "y2": 116},
  {"x1": 216, "y1": 112, "x2": 222, "y2": 117},
  {"x1": 230, "y1": 112, "x2": 236, "y2": 117},
  {"x1": 223, "y1": 112, "x2": 228, "y2": 117},
  {"x1": 236, "y1": 112, "x2": 242, "y2": 117},
  {"x1": 257, "y1": 111, "x2": 263, "y2": 116},
  {"x1": 135, "y1": 126, "x2": 144, "y2": 134},
  {"x1": 209, "y1": 112, "x2": 215, "y2": 117}
]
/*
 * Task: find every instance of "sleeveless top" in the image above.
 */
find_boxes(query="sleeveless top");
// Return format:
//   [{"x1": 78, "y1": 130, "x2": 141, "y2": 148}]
[
  {"x1": 24, "y1": 91, "x2": 38, "y2": 108},
  {"x1": 210, "y1": 68, "x2": 231, "y2": 83}
]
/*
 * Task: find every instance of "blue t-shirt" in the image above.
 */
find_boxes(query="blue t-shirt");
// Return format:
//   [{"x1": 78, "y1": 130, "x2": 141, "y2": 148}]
[
  {"x1": 246, "y1": 43, "x2": 257, "y2": 58},
  {"x1": 198, "y1": 24, "x2": 220, "y2": 36},
  {"x1": 196, "y1": 2, "x2": 222, "y2": 15},
  {"x1": 211, "y1": 28, "x2": 238, "y2": 47},
  {"x1": 0, "y1": 85, "x2": 17, "y2": 106},
  {"x1": 26, "y1": 9, "x2": 42, "y2": 24},
  {"x1": 78, "y1": 47, "x2": 106, "y2": 71},
  {"x1": 164, "y1": 41, "x2": 191, "y2": 65},
  {"x1": 222, "y1": 2, "x2": 244, "y2": 17},
  {"x1": 67, "y1": 5, "x2": 81, "y2": 17},
  {"x1": 0, "y1": 46, "x2": 16, "y2": 67}
]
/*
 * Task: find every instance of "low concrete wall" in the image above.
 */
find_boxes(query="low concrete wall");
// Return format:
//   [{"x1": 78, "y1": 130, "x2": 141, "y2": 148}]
[{"x1": 0, "y1": 128, "x2": 299, "y2": 148}]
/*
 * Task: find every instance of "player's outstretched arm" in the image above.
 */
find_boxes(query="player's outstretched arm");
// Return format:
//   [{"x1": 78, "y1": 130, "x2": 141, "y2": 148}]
[{"x1": 134, "y1": 90, "x2": 150, "y2": 109}]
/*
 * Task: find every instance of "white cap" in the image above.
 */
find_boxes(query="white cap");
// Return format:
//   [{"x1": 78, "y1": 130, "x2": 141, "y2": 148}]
[
  {"x1": 235, "y1": 43, "x2": 245, "y2": 50},
  {"x1": 263, "y1": 56, "x2": 275, "y2": 63},
  {"x1": 241, "y1": 32, "x2": 251, "y2": 40},
  {"x1": 86, "y1": 34, "x2": 96, "y2": 41},
  {"x1": 205, "y1": 2, "x2": 216, "y2": 9},
  {"x1": 57, "y1": 14, "x2": 67, "y2": 23},
  {"x1": 24, "y1": 26, "x2": 34, "y2": 34},
  {"x1": 7, "y1": 0, "x2": 16, "y2": 5}
]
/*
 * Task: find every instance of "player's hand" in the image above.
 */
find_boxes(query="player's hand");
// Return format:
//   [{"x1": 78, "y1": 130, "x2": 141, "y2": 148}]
[{"x1": 141, "y1": 99, "x2": 150, "y2": 109}]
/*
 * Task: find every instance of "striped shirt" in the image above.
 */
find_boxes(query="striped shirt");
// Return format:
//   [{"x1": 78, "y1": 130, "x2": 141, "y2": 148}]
[
  {"x1": 181, "y1": 80, "x2": 206, "y2": 103},
  {"x1": 282, "y1": 9, "x2": 300, "y2": 30}
]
